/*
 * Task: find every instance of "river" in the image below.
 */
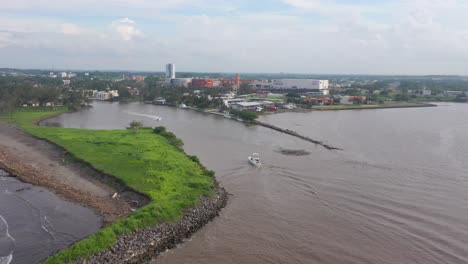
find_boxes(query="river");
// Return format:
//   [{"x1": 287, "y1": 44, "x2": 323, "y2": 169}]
[
  {"x1": 0, "y1": 169, "x2": 101, "y2": 264},
  {"x1": 42, "y1": 102, "x2": 468, "y2": 264}
]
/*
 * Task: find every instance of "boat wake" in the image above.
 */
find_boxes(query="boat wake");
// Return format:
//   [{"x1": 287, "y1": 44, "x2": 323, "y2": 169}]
[
  {"x1": 0, "y1": 215, "x2": 15, "y2": 264},
  {"x1": 123, "y1": 111, "x2": 162, "y2": 121}
]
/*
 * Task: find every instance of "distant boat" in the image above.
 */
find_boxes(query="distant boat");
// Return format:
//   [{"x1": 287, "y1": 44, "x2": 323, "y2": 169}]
[
  {"x1": 248, "y1": 153, "x2": 261, "y2": 167},
  {"x1": 179, "y1": 103, "x2": 188, "y2": 109},
  {"x1": 223, "y1": 113, "x2": 232, "y2": 119}
]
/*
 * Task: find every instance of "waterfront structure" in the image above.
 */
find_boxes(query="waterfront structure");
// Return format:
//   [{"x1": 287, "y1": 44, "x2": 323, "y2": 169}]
[{"x1": 166, "y1": 63, "x2": 176, "y2": 79}]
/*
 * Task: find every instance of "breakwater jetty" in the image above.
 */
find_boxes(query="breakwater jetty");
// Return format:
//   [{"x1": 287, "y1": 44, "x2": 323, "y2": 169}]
[{"x1": 250, "y1": 120, "x2": 343, "y2": 151}]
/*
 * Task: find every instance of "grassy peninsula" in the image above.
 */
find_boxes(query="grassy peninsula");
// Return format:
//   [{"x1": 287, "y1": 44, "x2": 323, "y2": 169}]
[{"x1": 8, "y1": 109, "x2": 216, "y2": 264}]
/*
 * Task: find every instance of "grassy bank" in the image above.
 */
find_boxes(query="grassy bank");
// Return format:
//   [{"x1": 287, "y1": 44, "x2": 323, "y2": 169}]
[{"x1": 6, "y1": 109, "x2": 215, "y2": 264}]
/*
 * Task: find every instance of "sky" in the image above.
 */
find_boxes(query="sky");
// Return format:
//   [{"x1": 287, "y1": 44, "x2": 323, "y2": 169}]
[{"x1": 1, "y1": 0, "x2": 468, "y2": 74}]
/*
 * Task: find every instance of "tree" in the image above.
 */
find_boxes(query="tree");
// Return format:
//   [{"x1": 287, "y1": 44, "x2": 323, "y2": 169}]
[
  {"x1": 127, "y1": 120, "x2": 143, "y2": 135},
  {"x1": 237, "y1": 83, "x2": 255, "y2": 95},
  {"x1": 230, "y1": 110, "x2": 258, "y2": 121}
]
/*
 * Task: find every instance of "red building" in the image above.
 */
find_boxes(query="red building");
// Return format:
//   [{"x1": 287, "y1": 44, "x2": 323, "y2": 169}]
[{"x1": 192, "y1": 79, "x2": 214, "y2": 88}]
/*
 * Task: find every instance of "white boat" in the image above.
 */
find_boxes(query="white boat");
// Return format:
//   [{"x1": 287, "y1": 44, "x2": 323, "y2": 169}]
[
  {"x1": 248, "y1": 153, "x2": 261, "y2": 166},
  {"x1": 223, "y1": 113, "x2": 232, "y2": 119},
  {"x1": 179, "y1": 103, "x2": 188, "y2": 109}
]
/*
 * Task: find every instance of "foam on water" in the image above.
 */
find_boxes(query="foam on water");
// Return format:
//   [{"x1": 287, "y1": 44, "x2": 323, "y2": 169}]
[
  {"x1": 0, "y1": 215, "x2": 14, "y2": 264},
  {"x1": 123, "y1": 110, "x2": 162, "y2": 121}
]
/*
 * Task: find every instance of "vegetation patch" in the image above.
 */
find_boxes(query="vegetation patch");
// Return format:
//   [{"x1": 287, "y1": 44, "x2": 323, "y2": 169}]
[
  {"x1": 6, "y1": 109, "x2": 215, "y2": 264},
  {"x1": 229, "y1": 109, "x2": 258, "y2": 121}
]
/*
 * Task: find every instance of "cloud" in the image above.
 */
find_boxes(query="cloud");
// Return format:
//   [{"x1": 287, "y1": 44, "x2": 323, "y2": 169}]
[
  {"x1": 1, "y1": 1, "x2": 468, "y2": 74},
  {"x1": 60, "y1": 23, "x2": 84, "y2": 35},
  {"x1": 282, "y1": 0, "x2": 322, "y2": 9},
  {"x1": 111, "y1": 18, "x2": 143, "y2": 41}
]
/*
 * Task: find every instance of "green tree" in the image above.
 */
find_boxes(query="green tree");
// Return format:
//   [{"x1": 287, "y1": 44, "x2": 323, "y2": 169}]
[{"x1": 127, "y1": 121, "x2": 143, "y2": 135}]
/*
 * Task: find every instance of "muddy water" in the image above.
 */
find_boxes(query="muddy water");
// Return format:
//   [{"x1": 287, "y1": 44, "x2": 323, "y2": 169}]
[
  {"x1": 42, "y1": 102, "x2": 468, "y2": 264},
  {"x1": 0, "y1": 169, "x2": 101, "y2": 264}
]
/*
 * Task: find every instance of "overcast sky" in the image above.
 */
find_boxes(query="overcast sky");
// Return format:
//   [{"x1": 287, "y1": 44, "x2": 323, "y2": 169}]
[{"x1": 1, "y1": 0, "x2": 467, "y2": 74}]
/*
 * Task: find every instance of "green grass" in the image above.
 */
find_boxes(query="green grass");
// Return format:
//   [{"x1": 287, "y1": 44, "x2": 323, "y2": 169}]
[{"x1": 6, "y1": 109, "x2": 215, "y2": 264}]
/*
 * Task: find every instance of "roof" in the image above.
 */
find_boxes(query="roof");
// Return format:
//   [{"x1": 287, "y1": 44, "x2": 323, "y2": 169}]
[{"x1": 233, "y1": 101, "x2": 274, "y2": 107}]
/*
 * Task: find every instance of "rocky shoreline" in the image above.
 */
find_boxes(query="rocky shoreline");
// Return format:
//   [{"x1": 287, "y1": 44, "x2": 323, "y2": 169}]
[{"x1": 81, "y1": 184, "x2": 228, "y2": 264}]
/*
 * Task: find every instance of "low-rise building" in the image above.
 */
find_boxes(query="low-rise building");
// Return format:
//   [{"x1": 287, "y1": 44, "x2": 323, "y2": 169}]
[
  {"x1": 231, "y1": 101, "x2": 274, "y2": 111},
  {"x1": 96, "y1": 91, "x2": 112, "y2": 101},
  {"x1": 192, "y1": 78, "x2": 214, "y2": 88},
  {"x1": 170, "y1": 78, "x2": 192, "y2": 87},
  {"x1": 444, "y1": 91, "x2": 464, "y2": 96},
  {"x1": 340, "y1": 96, "x2": 367, "y2": 105}
]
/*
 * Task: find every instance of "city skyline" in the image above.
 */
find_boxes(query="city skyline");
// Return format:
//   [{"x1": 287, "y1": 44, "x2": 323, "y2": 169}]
[{"x1": 1, "y1": 1, "x2": 468, "y2": 75}]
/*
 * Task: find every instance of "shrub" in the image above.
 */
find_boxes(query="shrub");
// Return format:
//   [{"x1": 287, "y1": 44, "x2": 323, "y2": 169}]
[
  {"x1": 188, "y1": 155, "x2": 200, "y2": 164},
  {"x1": 153, "y1": 126, "x2": 166, "y2": 134},
  {"x1": 230, "y1": 110, "x2": 258, "y2": 121}
]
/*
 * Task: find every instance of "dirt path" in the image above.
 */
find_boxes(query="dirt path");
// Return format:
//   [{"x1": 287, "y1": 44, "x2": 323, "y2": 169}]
[{"x1": 0, "y1": 121, "x2": 143, "y2": 223}]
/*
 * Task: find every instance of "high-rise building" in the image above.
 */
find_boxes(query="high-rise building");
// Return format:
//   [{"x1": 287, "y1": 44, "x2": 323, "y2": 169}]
[{"x1": 166, "y1": 63, "x2": 175, "y2": 79}]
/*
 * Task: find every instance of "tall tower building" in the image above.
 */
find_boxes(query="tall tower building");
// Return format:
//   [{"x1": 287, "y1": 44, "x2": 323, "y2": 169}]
[
  {"x1": 233, "y1": 73, "x2": 240, "y2": 94},
  {"x1": 166, "y1": 63, "x2": 175, "y2": 79}
]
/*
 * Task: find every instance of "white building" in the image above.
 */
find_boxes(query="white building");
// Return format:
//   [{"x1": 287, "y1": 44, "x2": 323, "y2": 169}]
[
  {"x1": 231, "y1": 101, "x2": 274, "y2": 111},
  {"x1": 250, "y1": 79, "x2": 329, "y2": 95},
  {"x1": 422, "y1": 89, "x2": 432, "y2": 96},
  {"x1": 95, "y1": 90, "x2": 119, "y2": 101},
  {"x1": 109, "y1": 90, "x2": 119, "y2": 98},
  {"x1": 166, "y1": 63, "x2": 175, "y2": 79},
  {"x1": 96, "y1": 91, "x2": 112, "y2": 101},
  {"x1": 60, "y1": 72, "x2": 68, "y2": 78},
  {"x1": 170, "y1": 78, "x2": 192, "y2": 87}
]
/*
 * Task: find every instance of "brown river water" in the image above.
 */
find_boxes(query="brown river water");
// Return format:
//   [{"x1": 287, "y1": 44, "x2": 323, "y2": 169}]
[{"x1": 42, "y1": 102, "x2": 468, "y2": 264}]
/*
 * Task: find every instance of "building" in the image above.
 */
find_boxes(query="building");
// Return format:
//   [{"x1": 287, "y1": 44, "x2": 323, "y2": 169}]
[
  {"x1": 231, "y1": 101, "x2": 274, "y2": 111},
  {"x1": 421, "y1": 89, "x2": 432, "y2": 96},
  {"x1": 170, "y1": 78, "x2": 192, "y2": 87},
  {"x1": 192, "y1": 78, "x2": 214, "y2": 88},
  {"x1": 63, "y1": 80, "x2": 71, "y2": 86},
  {"x1": 96, "y1": 90, "x2": 119, "y2": 101},
  {"x1": 166, "y1": 63, "x2": 176, "y2": 79},
  {"x1": 340, "y1": 96, "x2": 367, "y2": 105},
  {"x1": 251, "y1": 79, "x2": 329, "y2": 95},
  {"x1": 304, "y1": 97, "x2": 333, "y2": 105},
  {"x1": 272, "y1": 79, "x2": 329, "y2": 94},
  {"x1": 96, "y1": 91, "x2": 112, "y2": 101},
  {"x1": 444, "y1": 91, "x2": 464, "y2": 96},
  {"x1": 60, "y1": 72, "x2": 68, "y2": 78}
]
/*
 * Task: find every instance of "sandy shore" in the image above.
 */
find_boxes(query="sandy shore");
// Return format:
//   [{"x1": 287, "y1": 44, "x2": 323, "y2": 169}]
[{"x1": 0, "y1": 121, "x2": 148, "y2": 223}]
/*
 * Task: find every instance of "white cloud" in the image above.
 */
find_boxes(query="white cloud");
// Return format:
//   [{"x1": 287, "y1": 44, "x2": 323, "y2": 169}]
[
  {"x1": 60, "y1": 23, "x2": 84, "y2": 35},
  {"x1": 111, "y1": 18, "x2": 143, "y2": 41}
]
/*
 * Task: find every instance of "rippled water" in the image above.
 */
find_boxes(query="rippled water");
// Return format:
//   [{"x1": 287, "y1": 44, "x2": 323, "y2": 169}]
[
  {"x1": 42, "y1": 102, "x2": 468, "y2": 264},
  {"x1": 0, "y1": 169, "x2": 101, "y2": 264}
]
